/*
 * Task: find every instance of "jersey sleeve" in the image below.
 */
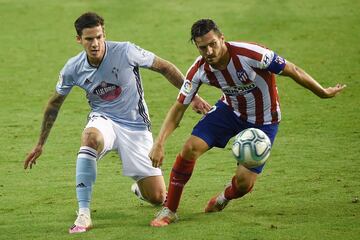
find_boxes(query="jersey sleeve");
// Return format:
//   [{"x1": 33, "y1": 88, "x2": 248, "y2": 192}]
[
  {"x1": 260, "y1": 50, "x2": 286, "y2": 74},
  {"x1": 237, "y1": 42, "x2": 286, "y2": 74},
  {"x1": 126, "y1": 42, "x2": 155, "y2": 68},
  {"x1": 177, "y1": 59, "x2": 202, "y2": 105},
  {"x1": 56, "y1": 64, "x2": 75, "y2": 96},
  {"x1": 254, "y1": 47, "x2": 286, "y2": 74}
]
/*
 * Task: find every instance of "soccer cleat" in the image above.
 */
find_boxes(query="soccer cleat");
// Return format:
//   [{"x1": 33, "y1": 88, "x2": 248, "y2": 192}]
[
  {"x1": 69, "y1": 213, "x2": 92, "y2": 234},
  {"x1": 204, "y1": 193, "x2": 230, "y2": 213},
  {"x1": 131, "y1": 182, "x2": 166, "y2": 206},
  {"x1": 150, "y1": 207, "x2": 178, "y2": 227},
  {"x1": 131, "y1": 182, "x2": 148, "y2": 202}
]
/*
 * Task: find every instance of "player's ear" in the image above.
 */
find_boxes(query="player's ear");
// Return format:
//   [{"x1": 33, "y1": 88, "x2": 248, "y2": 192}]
[
  {"x1": 76, "y1": 35, "x2": 81, "y2": 44},
  {"x1": 220, "y1": 34, "x2": 225, "y2": 43},
  {"x1": 194, "y1": 40, "x2": 200, "y2": 49}
]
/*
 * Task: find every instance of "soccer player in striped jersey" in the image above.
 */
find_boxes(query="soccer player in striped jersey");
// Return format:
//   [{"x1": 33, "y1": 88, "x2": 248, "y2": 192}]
[
  {"x1": 23, "y1": 12, "x2": 210, "y2": 234},
  {"x1": 149, "y1": 19, "x2": 346, "y2": 226}
]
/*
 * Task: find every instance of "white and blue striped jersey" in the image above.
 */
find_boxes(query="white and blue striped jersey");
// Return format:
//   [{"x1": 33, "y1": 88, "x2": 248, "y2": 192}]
[{"x1": 56, "y1": 41, "x2": 155, "y2": 130}]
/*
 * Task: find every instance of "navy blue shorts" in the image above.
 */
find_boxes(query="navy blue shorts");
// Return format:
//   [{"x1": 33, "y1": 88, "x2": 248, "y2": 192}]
[{"x1": 192, "y1": 100, "x2": 279, "y2": 174}]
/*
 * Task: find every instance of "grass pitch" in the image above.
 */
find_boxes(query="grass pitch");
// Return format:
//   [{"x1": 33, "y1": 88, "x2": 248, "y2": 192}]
[{"x1": 0, "y1": 0, "x2": 359, "y2": 239}]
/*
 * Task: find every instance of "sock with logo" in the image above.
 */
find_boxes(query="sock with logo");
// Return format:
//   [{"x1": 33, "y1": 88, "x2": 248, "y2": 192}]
[
  {"x1": 165, "y1": 154, "x2": 196, "y2": 212},
  {"x1": 76, "y1": 146, "x2": 97, "y2": 210}
]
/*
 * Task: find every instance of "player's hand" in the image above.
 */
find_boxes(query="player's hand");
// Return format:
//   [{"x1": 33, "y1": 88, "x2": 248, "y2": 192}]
[
  {"x1": 24, "y1": 145, "x2": 43, "y2": 169},
  {"x1": 322, "y1": 83, "x2": 346, "y2": 98},
  {"x1": 191, "y1": 95, "x2": 211, "y2": 114},
  {"x1": 149, "y1": 143, "x2": 164, "y2": 168}
]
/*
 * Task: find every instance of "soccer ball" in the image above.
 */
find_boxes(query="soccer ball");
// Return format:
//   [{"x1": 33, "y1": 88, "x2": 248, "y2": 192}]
[{"x1": 232, "y1": 128, "x2": 271, "y2": 168}]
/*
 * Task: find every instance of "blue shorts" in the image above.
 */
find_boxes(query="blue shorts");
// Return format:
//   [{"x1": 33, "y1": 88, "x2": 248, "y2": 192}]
[{"x1": 192, "y1": 101, "x2": 279, "y2": 174}]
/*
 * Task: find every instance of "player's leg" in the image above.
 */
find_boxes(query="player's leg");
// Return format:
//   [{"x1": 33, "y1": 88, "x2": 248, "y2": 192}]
[
  {"x1": 166, "y1": 135, "x2": 209, "y2": 211},
  {"x1": 70, "y1": 114, "x2": 114, "y2": 234},
  {"x1": 150, "y1": 135, "x2": 209, "y2": 227},
  {"x1": 163, "y1": 102, "x2": 235, "y2": 215},
  {"x1": 151, "y1": 101, "x2": 240, "y2": 227},
  {"x1": 76, "y1": 127, "x2": 103, "y2": 210},
  {"x1": 134, "y1": 175, "x2": 166, "y2": 205},
  {"x1": 114, "y1": 125, "x2": 167, "y2": 205},
  {"x1": 205, "y1": 165, "x2": 257, "y2": 212},
  {"x1": 205, "y1": 122, "x2": 279, "y2": 213},
  {"x1": 69, "y1": 127, "x2": 102, "y2": 234}
]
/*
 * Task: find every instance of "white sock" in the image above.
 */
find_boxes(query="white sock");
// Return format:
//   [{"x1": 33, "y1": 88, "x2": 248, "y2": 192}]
[
  {"x1": 79, "y1": 207, "x2": 90, "y2": 217},
  {"x1": 76, "y1": 147, "x2": 97, "y2": 210},
  {"x1": 218, "y1": 192, "x2": 228, "y2": 203}
]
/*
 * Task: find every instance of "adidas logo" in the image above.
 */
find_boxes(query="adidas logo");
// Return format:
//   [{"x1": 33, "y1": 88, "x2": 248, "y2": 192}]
[{"x1": 76, "y1": 183, "x2": 87, "y2": 188}]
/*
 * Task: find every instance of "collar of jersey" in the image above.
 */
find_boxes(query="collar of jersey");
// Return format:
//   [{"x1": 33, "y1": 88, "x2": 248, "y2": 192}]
[{"x1": 86, "y1": 41, "x2": 108, "y2": 69}]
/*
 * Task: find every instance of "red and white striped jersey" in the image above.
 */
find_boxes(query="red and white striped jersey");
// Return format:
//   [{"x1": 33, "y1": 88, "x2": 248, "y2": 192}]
[{"x1": 178, "y1": 41, "x2": 286, "y2": 125}]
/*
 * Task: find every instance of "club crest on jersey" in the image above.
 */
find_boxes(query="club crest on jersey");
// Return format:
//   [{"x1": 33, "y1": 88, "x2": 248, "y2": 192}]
[
  {"x1": 112, "y1": 67, "x2": 119, "y2": 80},
  {"x1": 236, "y1": 70, "x2": 249, "y2": 83},
  {"x1": 222, "y1": 83, "x2": 256, "y2": 96},
  {"x1": 93, "y1": 81, "x2": 122, "y2": 101}
]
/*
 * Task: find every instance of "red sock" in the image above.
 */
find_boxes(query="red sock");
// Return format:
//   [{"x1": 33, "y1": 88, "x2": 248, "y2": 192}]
[
  {"x1": 165, "y1": 154, "x2": 195, "y2": 212},
  {"x1": 224, "y1": 176, "x2": 253, "y2": 200}
]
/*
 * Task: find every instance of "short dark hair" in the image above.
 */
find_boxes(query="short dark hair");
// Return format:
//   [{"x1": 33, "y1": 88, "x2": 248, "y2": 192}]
[
  {"x1": 74, "y1": 12, "x2": 104, "y2": 36},
  {"x1": 190, "y1": 19, "x2": 222, "y2": 43}
]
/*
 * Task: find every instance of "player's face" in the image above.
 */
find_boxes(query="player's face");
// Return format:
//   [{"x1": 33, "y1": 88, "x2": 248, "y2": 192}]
[
  {"x1": 194, "y1": 30, "x2": 226, "y2": 67},
  {"x1": 77, "y1": 25, "x2": 106, "y2": 66}
]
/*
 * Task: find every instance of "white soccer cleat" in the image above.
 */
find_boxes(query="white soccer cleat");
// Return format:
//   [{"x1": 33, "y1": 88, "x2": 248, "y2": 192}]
[
  {"x1": 69, "y1": 213, "x2": 92, "y2": 234},
  {"x1": 131, "y1": 182, "x2": 147, "y2": 202},
  {"x1": 150, "y1": 207, "x2": 178, "y2": 227}
]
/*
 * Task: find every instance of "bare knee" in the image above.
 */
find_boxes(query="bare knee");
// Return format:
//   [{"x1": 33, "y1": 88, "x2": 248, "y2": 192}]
[
  {"x1": 181, "y1": 136, "x2": 209, "y2": 160},
  {"x1": 137, "y1": 176, "x2": 166, "y2": 205},
  {"x1": 81, "y1": 127, "x2": 104, "y2": 153},
  {"x1": 146, "y1": 190, "x2": 167, "y2": 205}
]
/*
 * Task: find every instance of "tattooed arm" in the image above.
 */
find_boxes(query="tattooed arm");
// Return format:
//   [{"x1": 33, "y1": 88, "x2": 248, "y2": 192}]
[
  {"x1": 24, "y1": 92, "x2": 66, "y2": 169},
  {"x1": 149, "y1": 56, "x2": 186, "y2": 88}
]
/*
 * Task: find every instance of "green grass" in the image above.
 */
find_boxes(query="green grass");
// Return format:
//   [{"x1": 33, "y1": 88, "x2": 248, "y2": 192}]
[{"x1": 1, "y1": 0, "x2": 359, "y2": 239}]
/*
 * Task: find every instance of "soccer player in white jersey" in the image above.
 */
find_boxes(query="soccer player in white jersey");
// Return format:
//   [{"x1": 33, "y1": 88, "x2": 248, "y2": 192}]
[
  {"x1": 149, "y1": 19, "x2": 346, "y2": 226},
  {"x1": 23, "y1": 12, "x2": 210, "y2": 234}
]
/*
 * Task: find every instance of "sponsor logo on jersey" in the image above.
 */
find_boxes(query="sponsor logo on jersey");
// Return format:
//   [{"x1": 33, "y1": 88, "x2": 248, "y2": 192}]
[
  {"x1": 222, "y1": 83, "x2": 256, "y2": 96},
  {"x1": 236, "y1": 70, "x2": 249, "y2": 83},
  {"x1": 93, "y1": 81, "x2": 122, "y2": 101}
]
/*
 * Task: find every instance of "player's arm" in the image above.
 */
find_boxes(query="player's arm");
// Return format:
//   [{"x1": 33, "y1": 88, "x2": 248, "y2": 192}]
[
  {"x1": 280, "y1": 61, "x2": 346, "y2": 98},
  {"x1": 150, "y1": 56, "x2": 211, "y2": 114},
  {"x1": 149, "y1": 101, "x2": 189, "y2": 168},
  {"x1": 149, "y1": 56, "x2": 184, "y2": 88},
  {"x1": 24, "y1": 92, "x2": 66, "y2": 169}
]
